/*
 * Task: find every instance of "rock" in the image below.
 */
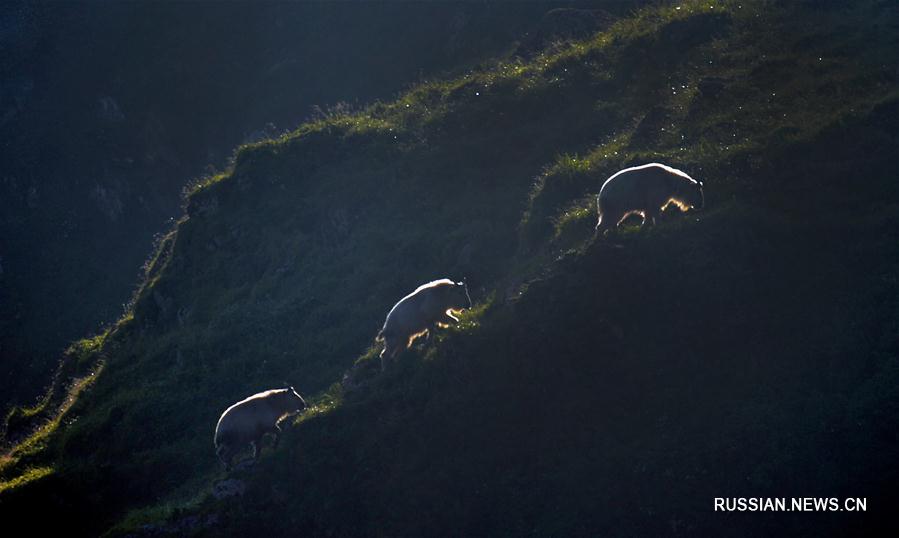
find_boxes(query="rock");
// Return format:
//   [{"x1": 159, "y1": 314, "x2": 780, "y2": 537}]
[{"x1": 212, "y1": 478, "x2": 246, "y2": 499}]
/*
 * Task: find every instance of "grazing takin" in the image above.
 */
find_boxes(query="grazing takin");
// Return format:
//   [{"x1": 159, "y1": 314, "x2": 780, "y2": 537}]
[
  {"x1": 595, "y1": 162, "x2": 703, "y2": 234},
  {"x1": 376, "y1": 278, "x2": 471, "y2": 370},
  {"x1": 214, "y1": 387, "x2": 307, "y2": 471}
]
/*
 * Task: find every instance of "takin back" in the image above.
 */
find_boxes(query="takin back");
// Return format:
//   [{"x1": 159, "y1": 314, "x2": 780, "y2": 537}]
[
  {"x1": 376, "y1": 278, "x2": 471, "y2": 370},
  {"x1": 214, "y1": 387, "x2": 307, "y2": 471},
  {"x1": 595, "y1": 162, "x2": 703, "y2": 234}
]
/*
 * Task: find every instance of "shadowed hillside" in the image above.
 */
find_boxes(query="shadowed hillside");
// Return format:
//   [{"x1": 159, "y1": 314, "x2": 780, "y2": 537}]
[
  {"x1": 0, "y1": 0, "x2": 601, "y2": 412},
  {"x1": 1, "y1": 1, "x2": 897, "y2": 535}
]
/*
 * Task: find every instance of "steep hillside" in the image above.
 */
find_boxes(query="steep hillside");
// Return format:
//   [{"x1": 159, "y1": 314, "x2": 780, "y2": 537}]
[
  {"x1": 0, "y1": 0, "x2": 589, "y2": 411},
  {"x1": 1, "y1": 1, "x2": 897, "y2": 535}
]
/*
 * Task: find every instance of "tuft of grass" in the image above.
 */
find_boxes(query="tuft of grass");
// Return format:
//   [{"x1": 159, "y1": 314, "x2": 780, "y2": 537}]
[
  {"x1": 553, "y1": 200, "x2": 595, "y2": 242},
  {"x1": 295, "y1": 383, "x2": 344, "y2": 425}
]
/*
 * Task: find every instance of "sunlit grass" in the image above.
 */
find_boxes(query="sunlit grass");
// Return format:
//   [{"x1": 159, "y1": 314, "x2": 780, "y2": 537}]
[
  {"x1": 295, "y1": 383, "x2": 344, "y2": 425},
  {"x1": 0, "y1": 466, "x2": 54, "y2": 494},
  {"x1": 1, "y1": 360, "x2": 104, "y2": 472},
  {"x1": 452, "y1": 293, "x2": 494, "y2": 334},
  {"x1": 108, "y1": 475, "x2": 215, "y2": 536},
  {"x1": 554, "y1": 202, "x2": 594, "y2": 239},
  {"x1": 2, "y1": 330, "x2": 108, "y2": 459}
]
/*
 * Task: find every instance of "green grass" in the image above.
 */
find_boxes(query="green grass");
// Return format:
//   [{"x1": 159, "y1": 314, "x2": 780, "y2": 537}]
[
  {"x1": 1, "y1": 329, "x2": 108, "y2": 460},
  {"x1": 3, "y1": 364, "x2": 103, "y2": 457},
  {"x1": 1, "y1": 1, "x2": 897, "y2": 535}
]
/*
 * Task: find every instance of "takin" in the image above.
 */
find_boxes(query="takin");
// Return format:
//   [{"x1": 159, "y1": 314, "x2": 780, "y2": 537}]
[
  {"x1": 214, "y1": 387, "x2": 307, "y2": 471},
  {"x1": 595, "y1": 162, "x2": 703, "y2": 234},
  {"x1": 376, "y1": 278, "x2": 471, "y2": 370}
]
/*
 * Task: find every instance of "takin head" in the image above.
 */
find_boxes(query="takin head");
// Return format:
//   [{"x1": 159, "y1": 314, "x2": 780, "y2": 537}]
[
  {"x1": 674, "y1": 174, "x2": 704, "y2": 211},
  {"x1": 281, "y1": 386, "x2": 307, "y2": 415},
  {"x1": 444, "y1": 279, "x2": 472, "y2": 311}
]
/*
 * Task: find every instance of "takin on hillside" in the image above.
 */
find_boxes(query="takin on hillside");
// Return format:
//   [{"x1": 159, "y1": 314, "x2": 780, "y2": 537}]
[
  {"x1": 595, "y1": 162, "x2": 704, "y2": 234},
  {"x1": 214, "y1": 387, "x2": 307, "y2": 471},
  {"x1": 377, "y1": 278, "x2": 471, "y2": 370}
]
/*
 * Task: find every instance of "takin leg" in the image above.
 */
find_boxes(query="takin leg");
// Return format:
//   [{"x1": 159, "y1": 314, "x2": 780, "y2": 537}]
[
  {"x1": 249, "y1": 434, "x2": 271, "y2": 465},
  {"x1": 270, "y1": 424, "x2": 282, "y2": 450},
  {"x1": 595, "y1": 211, "x2": 611, "y2": 235},
  {"x1": 416, "y1": 330, "x2": 431, "y2": 345},
  {"x1": 642, "y1": 207, "x2": 659, "y2": 228},
  {"x1": 380, "y1": 335, "x2": 404, "y2": 371},
  {"x1": 400, "y1": 327, "x2": 430, "y2": 351},
  {"x1": 411, "y1": 328, "x2": 430, "y2": 345},
  {"x1": 436, "y1": 311, "x2": 459, "y2": 327},
  {"x1": 596, "y1": 207, "x2": 625, "y2": 236}
]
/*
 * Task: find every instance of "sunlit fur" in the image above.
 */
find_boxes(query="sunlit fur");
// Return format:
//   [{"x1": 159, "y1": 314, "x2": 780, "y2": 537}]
[
  {"x1": 406, "y1": 328, "x2": 431, "y2": 347},
  {"x1": 596, "y1": 162, "x2": 703, "y2": 234},
  {"x1": 663, "y1": 198, "x2": 691, "y2": 211},
  {"x1": 214, "y1": 387, "x2": 307, "y2": 471},
  {"x1": 376, "y1": 278, "x2": 471, "y2": 370}
]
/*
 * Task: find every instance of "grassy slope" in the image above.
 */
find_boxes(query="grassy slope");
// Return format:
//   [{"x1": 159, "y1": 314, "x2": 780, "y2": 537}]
[
  {"x1": 0, "y1": 0, "x2": 578, "y2": 413},
  {"x1": 2, "y1": 1, "x2": 898, "y2": 535}
]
